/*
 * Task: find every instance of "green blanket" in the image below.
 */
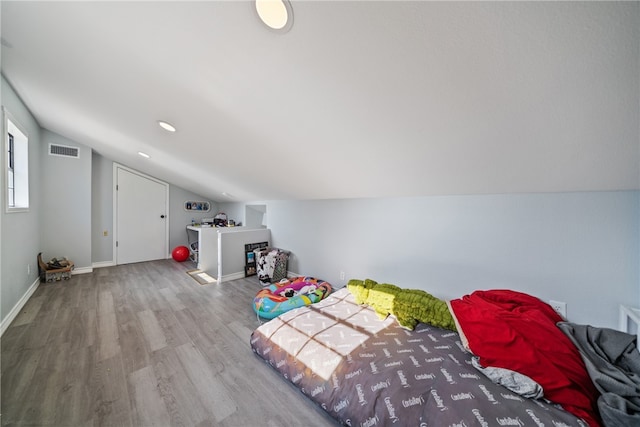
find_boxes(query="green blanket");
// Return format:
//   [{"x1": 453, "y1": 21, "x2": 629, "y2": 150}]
[{"x1": 347, "y1": 278, "x2": 456, "y2": 331}]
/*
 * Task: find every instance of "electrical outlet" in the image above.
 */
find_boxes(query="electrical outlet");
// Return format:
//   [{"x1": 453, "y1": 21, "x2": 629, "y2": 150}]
[
  {"x1": 339, "y1": 271, "x2": 345, "y2": 281},
  {"x1": 103, "y1": 230, "x2": 108, "y2": 237},
  {"x1": 549, "y1": 300, "x2": 567, "y2": 318}
]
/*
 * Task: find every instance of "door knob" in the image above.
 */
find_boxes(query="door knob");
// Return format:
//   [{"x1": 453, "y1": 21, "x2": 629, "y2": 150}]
[{"x1": 160, "y1": 215, "x2": 165, "y2": 218}]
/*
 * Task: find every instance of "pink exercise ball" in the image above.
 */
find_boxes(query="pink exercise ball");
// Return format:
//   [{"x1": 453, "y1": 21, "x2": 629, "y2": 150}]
[{"x1": 172, "y1": 245, "x2": 190, "y2": 262}]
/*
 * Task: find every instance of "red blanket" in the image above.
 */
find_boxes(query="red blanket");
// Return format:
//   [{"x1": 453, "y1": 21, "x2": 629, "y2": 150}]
[{"x1": 449, "y1": 290, "x2": 601, "y2": 427}]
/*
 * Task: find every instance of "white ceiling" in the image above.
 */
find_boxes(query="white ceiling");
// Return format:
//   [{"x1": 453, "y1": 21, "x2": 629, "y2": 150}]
[{"x1": 1, "y1": 1, "x2": 638, "y2": 202}]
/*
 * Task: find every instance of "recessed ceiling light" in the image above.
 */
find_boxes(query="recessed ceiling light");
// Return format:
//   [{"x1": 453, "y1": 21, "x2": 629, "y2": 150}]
[
  {"x1": 158, "y1": 120, "x2": 176, "y2": 132},
  {"x1": 256, "y1": 0, "x2": 293, "y2": 32},
  {"x1": 138, "y1": 151, "x2": 151, "y2": 158}
]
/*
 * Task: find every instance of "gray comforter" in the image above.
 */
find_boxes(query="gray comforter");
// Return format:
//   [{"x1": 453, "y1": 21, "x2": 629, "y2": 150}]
[
  {"x1": 251, "y1": 288, "x2": 586, "y2": 426},
  {"x1": 558, "y1": 322, "x2": 640, "y2": 427}
]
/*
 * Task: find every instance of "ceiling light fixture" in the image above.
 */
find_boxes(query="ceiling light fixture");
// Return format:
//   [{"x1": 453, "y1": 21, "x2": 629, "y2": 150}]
[
  {"x1": 158, "y1": 120, "x2": 176, "y2": 132},
  {"x1": 138, "y1": 151, "x2": 151, "y2": 159},
  {"x1": 255, "y1": 0, "x2": 293, "y2": 33}
]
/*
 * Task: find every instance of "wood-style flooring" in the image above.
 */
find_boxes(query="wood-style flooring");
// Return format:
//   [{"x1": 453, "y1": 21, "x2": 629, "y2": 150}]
[{"x1": 1, "y1": 260, "x2": 338, "y2": 426}]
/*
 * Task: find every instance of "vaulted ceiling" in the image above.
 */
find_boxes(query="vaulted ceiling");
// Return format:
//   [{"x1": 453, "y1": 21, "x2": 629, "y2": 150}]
[{"x1": 2, "y1": 1, "x2": 638, "y2": 202}]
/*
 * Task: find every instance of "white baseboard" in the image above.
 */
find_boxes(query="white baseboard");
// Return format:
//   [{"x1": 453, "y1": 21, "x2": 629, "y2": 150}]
[
  {"x1": 92, "y1": 260, "x2": 115, "y2": 269},
  {"x1": 220, "y1": 271, "x2": 246, "y2": 283},
  {"x1": 1, "y1": 277, "x2": 40, "y2": 337},
  {"x1": 72, "y1": 266, "x2": 93, "y2": 275}
]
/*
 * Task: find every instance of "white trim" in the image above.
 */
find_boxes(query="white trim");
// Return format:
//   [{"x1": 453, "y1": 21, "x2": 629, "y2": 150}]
[
  {"x1": 0, "y1": 277, "x2": 40, "y2": 336},
  {"x1": 72, "y1": 266, "x2": 93, "y2": 275},
  {"x1": 92, "y1": 260, "x2": 115, "y2": 269},
  {"x1": 220, "y1": 271, "x2": 246, "y2": 283},
  {"x1": 48, "y1": 143, "x2": 80, "y2": 158},
  {"x1": 619, "y1": 305, "x2": 640, "y2": 331},
  {"x1": 619, "y1": 305, "x2": 640, "y2": 350},
  {"x1": 3, "y1": 106, "x2": 30, "y2": 213}
]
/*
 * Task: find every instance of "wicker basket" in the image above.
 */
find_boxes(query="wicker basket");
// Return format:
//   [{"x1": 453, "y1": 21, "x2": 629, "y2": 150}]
[{"x1": 37, "y1": 252, "x2": 74, "y2": 282}]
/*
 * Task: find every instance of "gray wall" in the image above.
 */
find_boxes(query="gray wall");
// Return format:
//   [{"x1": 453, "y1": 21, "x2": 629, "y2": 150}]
[
  {"x1": 169, "y1": 185, "x2": 218, "y2": 252},
  {"x1": 216, "y1": 203, "x2": 244, "y2": 227},
  {"x1": 40, "y1": 130, "x2": 92, "y2": 269},
  {"x1": 91, "y1": 152, "x2": 113, "y2": 264},
  {"x1": 1, "y1": 77, "x2": 42, "y2": 324},
  {"x1": 90, "y1": 154, "x2": 216, "y2": 263},
  {"x1": 226, "y1": 191, "x2": 639, "y2": 330},
  {"x1": 1, "y1": 81, "x2": 638, "y2": 334}
]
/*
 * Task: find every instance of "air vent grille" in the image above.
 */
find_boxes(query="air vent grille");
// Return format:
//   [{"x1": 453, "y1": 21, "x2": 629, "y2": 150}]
[{"x1": 49, "y1": 143, "x2": 79, "y2": 158}]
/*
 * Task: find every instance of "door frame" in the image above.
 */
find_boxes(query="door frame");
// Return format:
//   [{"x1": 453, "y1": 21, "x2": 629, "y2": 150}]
[{"x1": 112, "y1": 163, "x2": 170, "y2": 265}]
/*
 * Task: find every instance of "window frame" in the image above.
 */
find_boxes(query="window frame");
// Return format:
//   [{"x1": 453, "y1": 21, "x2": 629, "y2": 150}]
[{"x1": 3, "y1": 107, "x2": 29, "y2": 213}]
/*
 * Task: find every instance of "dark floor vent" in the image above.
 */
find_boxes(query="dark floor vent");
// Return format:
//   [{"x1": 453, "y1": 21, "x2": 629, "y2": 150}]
[{"x1": 49, "y1": 143, "x2": 79, "y2": 158}]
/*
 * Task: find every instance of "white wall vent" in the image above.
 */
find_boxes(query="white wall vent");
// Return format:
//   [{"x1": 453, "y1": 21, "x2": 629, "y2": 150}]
[{"x1": 49, "y1": 143, "x2": 80, "y2": 158}]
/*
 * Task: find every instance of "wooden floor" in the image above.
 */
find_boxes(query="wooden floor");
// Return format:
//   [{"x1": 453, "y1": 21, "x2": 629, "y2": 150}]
[{"x1": 1, "y1": 260, "x2": 338, "y2": 426}]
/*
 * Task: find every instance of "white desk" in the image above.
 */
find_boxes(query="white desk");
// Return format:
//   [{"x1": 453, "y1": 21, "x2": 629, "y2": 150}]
[
  {"x1": 187, "y1": 226, "x2": 218, "y2": 277},
  {"x1": 186, "y1": 226, "x2": 271, "y2": 283}
]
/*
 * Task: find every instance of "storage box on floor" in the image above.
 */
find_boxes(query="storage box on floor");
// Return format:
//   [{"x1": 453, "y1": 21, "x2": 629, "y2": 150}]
[
  {"x1": 37, "y1": 252, "x2": 74, "y2": 282},
  {"x1": 254, "y1": 247, "x2": 290, "y2": 284}
]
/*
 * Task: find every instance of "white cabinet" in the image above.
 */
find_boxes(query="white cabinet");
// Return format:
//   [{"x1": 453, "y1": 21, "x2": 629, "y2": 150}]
[
  {"x1": 187, "y1": 226, "x2": 217, "y2": 276},
  {"x1": 186, "y1": 226, "x2": 271, "y2": 283}
]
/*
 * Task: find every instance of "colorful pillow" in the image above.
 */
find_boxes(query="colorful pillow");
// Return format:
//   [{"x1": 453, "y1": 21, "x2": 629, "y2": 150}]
[{"x1": 346, "y1": 279, "x2": 456, "y2": 331}]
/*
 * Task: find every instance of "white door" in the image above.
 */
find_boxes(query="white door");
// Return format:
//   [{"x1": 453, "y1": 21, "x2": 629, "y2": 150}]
[{"x1": 115, "y1": 166, "x2": 168, "y2": 264}]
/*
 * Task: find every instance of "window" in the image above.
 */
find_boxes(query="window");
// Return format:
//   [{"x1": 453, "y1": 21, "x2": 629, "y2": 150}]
[
  {"x1": 8, "y1": 132, "x2": 14, "y2": 206},
  {"x1": 4, "y1": 108, "x2": 29, "y2": 212}
]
